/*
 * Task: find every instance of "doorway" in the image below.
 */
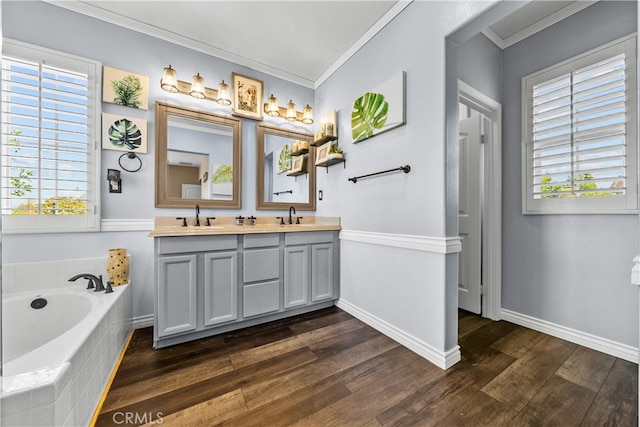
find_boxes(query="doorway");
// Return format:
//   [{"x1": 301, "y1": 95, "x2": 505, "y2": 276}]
[{"x1": 457, "y1": 80, "x2": 502, "y2": 320}]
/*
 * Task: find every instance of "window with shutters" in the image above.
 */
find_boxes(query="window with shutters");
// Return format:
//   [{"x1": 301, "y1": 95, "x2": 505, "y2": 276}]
[
  {"x1": 1, "y1": 40, "x2": 101, "y2": 232},
  {"x1": 522, "y1": 35, "x2": 637, "y2": 214}
]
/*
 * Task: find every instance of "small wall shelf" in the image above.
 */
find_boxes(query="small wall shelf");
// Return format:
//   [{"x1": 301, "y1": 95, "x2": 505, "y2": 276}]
[
  {"x1": 311, "y1": 135, "x2": 337, "y2": 147},
  {"x1": 291, "y1": 148, "x2": 309, "y2": 156},
  {"x1": 286, "y1": 169, "x2": 308, "y2": 177},
  {"x1": 316, "y1": 155, "x2": 346, "y2": 173}
]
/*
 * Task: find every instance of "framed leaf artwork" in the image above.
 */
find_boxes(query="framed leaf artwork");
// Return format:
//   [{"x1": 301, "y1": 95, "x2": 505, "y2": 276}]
[
  {"x1": 102, "y1": 113, "x2": 148, "y2": 153},
  {"x1": 351, "y1": 71, "x2": 406, "y2": 143},
  {"x1": 103, "y1": 66, "x2": 149, "y2": 110},
  {"x1": 276, "y1": 144, "x2": 292, "y2": 173}
]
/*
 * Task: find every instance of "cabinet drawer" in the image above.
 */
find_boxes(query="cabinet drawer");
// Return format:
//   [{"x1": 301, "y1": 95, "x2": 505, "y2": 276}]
[
  {"x1": 244, "y1": 233, "x2": 279, "y2": 248},
  {"x1": 158, "y1": 235, "x2": 237, "y2": 255},
  {"x1": 243, "y1": 248, "x2": 280, "y2": 283},
  {"x1": 243, "y1": 280, "x2": 280, "y2": 317},
  {"x1": 285, "y1": 231, "x2": 335, "y2": 246}
]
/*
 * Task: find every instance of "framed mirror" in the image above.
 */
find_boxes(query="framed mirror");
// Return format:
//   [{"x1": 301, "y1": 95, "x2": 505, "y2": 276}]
[
  {"x1": 256, "y1": 124, "x2": 316, "y2": 211},
  {"x1": 155, "y1": 101, "x2": 242, "y2": 208}
]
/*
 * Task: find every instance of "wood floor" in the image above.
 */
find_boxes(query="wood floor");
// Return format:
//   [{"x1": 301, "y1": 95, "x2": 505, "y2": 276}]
[{"x1": 95, "y1": 307, "x2": 638, "y2": 426}]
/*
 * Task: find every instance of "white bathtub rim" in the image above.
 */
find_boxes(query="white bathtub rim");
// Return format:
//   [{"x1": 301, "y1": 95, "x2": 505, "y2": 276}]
[{"x1": 2, "y1": 283, "x2": 130, "y2": 390}]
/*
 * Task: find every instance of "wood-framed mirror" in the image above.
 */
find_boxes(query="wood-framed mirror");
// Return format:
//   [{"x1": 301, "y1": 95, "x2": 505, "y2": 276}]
[
  {"x1": 256, "y1": 124, "x2": 316, "y2": 211},
  {"x1": 155, "y1": 101, "x2": 242, "y2": 208}
]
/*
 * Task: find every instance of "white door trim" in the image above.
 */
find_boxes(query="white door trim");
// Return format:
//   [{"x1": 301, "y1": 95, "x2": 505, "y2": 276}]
[{"x1": 458, "y1": 80, "x2": 502, "y2": 321}]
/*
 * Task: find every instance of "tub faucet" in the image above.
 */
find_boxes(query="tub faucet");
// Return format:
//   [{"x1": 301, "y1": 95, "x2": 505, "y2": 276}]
[
  {"x1": 288, "y1": 206, "x2": 296, "y2": 224},
  {"x1": 69, "y1": 273, "x2": 105, "y2": 292},
  {"x1": 195, "y1": 204, "x2": 200, "y2": 226}
]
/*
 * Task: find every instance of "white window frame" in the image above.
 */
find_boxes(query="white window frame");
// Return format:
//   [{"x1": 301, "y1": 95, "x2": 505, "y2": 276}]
[
  {"x1": 522, "y1": 34, "x2": 638, "y2": 215},
  {"x1": 2, "y1": 39, "x2": 101, "y2": 233}
]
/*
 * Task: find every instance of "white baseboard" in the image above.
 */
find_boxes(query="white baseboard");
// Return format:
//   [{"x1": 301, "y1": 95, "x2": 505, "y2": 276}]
[
  {"x1": 132, "y1": 314, "x2": 154, "y2": 329},
  {"x1": 336, "y1": 299, "x2": 460, "y2": 369},
  {"x1": 501, "y1": 309, "x2": 638, "y2": 363}
]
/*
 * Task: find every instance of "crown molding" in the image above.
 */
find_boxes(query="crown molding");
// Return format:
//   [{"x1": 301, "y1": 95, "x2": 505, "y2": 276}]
[
  {"x1": 484, "y1": 1, "x2": 597, "y2": 50},
  {"x1": 44, "y1": 0, "x2": 412, "y2": 90},
  {"x1": 43, "y1": 0, "x2": 315, "y2": 88},
  {"x1": 315, "y1": 0, "x2": 413, "y2": 88}
]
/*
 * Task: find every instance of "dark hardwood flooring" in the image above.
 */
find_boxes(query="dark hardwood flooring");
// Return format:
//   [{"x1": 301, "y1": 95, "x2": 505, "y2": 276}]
[{"x1": 95, "y1": 308, "x2": 637, "y2": 426}]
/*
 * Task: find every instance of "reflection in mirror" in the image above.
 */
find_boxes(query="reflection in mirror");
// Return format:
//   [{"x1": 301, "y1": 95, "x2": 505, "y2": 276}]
[
  {"x1": 257, "y1": 124, "x2": 315, "y2": 211},
  {"x1": 155, "y1": 102, "x2": 242, "y2": 208}
]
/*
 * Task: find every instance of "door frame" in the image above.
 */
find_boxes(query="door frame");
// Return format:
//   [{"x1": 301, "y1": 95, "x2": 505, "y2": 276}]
[{"x1": 458, "y1": 80, "x2": 502, "y2": 320}]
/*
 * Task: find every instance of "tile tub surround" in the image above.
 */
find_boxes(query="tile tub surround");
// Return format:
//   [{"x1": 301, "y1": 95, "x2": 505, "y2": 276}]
[
  {"x1": 1, "y1": 257, "x2": 128, "y2": 294},
  {"x1": 149, "y1": 215, "x2": 341, "y2": 237},
  {"x1": 1, "y1": 261, "x2": 133, "y2": 427}
]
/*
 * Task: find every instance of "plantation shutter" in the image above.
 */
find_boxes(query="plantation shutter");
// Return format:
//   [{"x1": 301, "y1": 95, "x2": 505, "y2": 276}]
[
  {"x1": 1, "y1": 55, "x2": 91, "y2": 215},
  {"x1": 523, "y1": 35, "x2": 637, "y2": 214},
  {"x1": 531, "y1": 54, "x2": 626, "y2": 198},
  {"x1": 1, "y1": 40, "x2": 100, "y2": 233}
]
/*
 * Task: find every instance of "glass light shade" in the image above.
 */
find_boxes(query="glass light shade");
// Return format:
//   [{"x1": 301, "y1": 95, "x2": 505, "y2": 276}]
[
  {"x1": 160, "y1": 65, "x2": 179, "y2": 93},
  {"x1": 190, "y1": 73, "x2": 206, "y2": 99},
  {"x1": 266, "y1": 94, "x2": 280, "y2": 117},
  {"x1": 286, "y1": 100, "x2": 297, "y2": 122},
  {"x1": 302, "y1": 104, "x2": 314, "y2": 124},
  {"x1": 216, "y1": 80, "x2": 231, "y2": 106}
]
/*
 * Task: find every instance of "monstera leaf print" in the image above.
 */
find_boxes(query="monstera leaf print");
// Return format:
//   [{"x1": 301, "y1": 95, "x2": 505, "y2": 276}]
[
  {"x1": 351, "y1": 92, "x2": 388, "y2": 143},
  {"x1": 277, "y1": 144, "x2": 291, "y2": 173},
  {"x1": 108, "y1": 118, "x2": 142, "y2": 150}
]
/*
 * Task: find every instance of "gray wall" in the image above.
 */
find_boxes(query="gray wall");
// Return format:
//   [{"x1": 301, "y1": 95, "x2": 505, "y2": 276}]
[
  {"x1": 501, "y1": 0, "x2": 639, "y2": 346},
  {"x1": 1, "y1": 1, "x2": 314, "y2": 319},
  {"x1": 456, "y1": 32, "x2": 503, "y2": 104},
  {"x1": 315, "y1": 0, "x2": 500, "y2": 357}
]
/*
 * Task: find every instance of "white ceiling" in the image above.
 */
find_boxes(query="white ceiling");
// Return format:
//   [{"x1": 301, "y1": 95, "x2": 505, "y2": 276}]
[
  {"x1": 46, "y1": 1, "x2": 595, "y2": 88},
  {"x1": 46, "y1": 0, "x2": 407, "y2": 88}
]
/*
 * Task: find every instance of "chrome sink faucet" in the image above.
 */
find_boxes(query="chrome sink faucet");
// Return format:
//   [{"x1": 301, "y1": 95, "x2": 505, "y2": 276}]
[
  {"x1": 288, "y1": 206, "x2": 296, "y2": 224},
  {"x1": 195, "y1": 204, "x2": 200, "y2": 226}
]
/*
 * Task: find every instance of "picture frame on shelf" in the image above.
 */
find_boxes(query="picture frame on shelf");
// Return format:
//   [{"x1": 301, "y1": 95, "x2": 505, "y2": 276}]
[
  {"x1": 288, "y1": 155, "x2": 306, "y2": 174},
  {"x1": 315, "y1": 141, "x2": 331, "y2": 165},
  {"x1": 231, "y1": 72, "x2": 264, "y2": 121}
]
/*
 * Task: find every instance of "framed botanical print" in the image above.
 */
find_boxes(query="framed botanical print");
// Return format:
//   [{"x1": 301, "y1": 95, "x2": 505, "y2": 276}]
[
  {"x1": 103, "y1": 66, "x2": 149, "y2": 110},
  {"x1": 232, "y1": 72, "x2": 264, "y2": 120}
]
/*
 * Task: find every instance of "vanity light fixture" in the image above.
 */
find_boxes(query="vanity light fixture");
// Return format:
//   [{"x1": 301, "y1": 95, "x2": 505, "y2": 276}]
[
  {"x1": 160, "y1": 65, "x2": 179, "y2": 93},
  {"x1": 263, "y1": 95, "x2": 314, "y2": 125},
  {"x1": 266, "y1": 94, "x2": 280, "y2": 117},
  {"x1": 189, "y1": 73, "x2": 206, "y2": 99},
  {"x1": 160, "y1": 65, "x2": 232, "y2": 106},
  {"x1": 286, "y1": 100, "x2": 297, "y2": 122}
]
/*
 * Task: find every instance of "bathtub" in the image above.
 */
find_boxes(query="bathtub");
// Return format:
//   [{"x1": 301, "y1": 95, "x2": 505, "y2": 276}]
[{"x1": 1, "y1": 283, "x2": 132, "y2": 426}]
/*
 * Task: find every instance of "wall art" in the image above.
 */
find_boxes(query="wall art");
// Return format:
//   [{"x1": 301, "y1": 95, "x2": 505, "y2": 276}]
[
  {"x1": 103, "y1": 66, "x2": 149, "y2": 110},
  {"x1": 276, "y1": 144, "x2": 292, "y2": 173},
  {"x1": 212, "y1": 164, "x2": 233, "y2": 196},
  {"x1": 232, "y1": 72, "x2": 264, "y2": 121},
  {"x1": 102, "y1": 113, "x2": 148, "y2": 153},
  {"x1": 351, "y1": 71, "x2": 405, "y2": 143}
]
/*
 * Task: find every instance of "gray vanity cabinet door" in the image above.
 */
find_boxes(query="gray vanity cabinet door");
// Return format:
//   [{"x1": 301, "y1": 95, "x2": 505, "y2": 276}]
[
  {"x1": 284, "y1": 245, "x2": 309, "y2": 308},
  {"x1": 204, "y1": 251, "x2": 238, "y2": 326},
  {"x1": 157, "y1": 254, "x2": 197, "y2": 337},
  {"x1": 311, "y1": 243, "x2": 334, "y2": 302}
]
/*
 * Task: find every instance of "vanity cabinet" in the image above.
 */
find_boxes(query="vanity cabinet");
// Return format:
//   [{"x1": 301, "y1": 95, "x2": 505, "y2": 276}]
[
  {"x1": 156, "y1": 254, "x2": 197, "y2": 337},
  {"x1": 243, "y1": 233, "x2": 281, "y2": 318},
  {"x1": 153, "y1": 230, "x2": 339, "y2": 348},
  {"x1": 284, "y1": 231, "x2": 338, "y2": 308}
]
